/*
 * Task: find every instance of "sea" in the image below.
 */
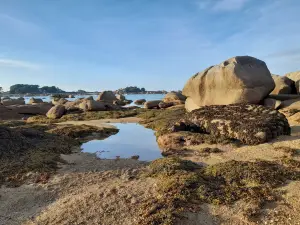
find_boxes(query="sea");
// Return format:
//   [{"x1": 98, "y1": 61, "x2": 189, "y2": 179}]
[{"x1": 11, "y1": 94, "x2": 165, "y2": 106}]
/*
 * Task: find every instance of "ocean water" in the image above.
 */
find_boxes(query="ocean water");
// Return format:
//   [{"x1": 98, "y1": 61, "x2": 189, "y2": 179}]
[
  {"x1": 11, "y1": 94, "x2": 165, "y2": 105},
  {"x1": 81, "y1": 123, "x2": 162, "y2": 161}
]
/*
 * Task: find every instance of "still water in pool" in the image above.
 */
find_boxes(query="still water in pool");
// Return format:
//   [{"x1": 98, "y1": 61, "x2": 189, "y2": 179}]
[{"x1": 81, "y1": 123, "x2": 162, "y2": 161}]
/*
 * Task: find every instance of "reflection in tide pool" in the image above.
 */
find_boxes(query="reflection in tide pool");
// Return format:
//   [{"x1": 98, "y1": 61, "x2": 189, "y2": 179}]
[{"x1": 81, "y1": 123, "x2": 162, "y2": 161}]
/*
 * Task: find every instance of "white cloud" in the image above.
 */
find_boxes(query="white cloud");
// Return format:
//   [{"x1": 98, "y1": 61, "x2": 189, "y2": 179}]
[
  {"x1": 0, "y1": 58, "x2": 41, "y2": 70},
  {"x1": 196, "y1": 0, "x2": 251, "y2": 11}
]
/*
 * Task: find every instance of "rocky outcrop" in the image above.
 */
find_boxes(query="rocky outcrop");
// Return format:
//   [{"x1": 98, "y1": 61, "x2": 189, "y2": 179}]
[
  {"x1": 280, "y1": 99, "x2": 300, "y2": 110},
  {"x1": 116, "y1": 94, "x2": 126, "y2": 101},
  {"x1": 1, "y1": 98, "x2": 25, "y2": 106},
  {"x1": 158, "y1": 102, "x2": 174, "y2": 109},
  {"x1": 52, "y1": 98, "x2": 68, "y2": 105},
  {"x1": 163, "y1": 92, "x2": 186, "y2": 104},
  {"x1": 183, "y1": 56, "x2": 275, "y2": 111},
  {"x1": 271, "y1": 75, "x2": 296, "y2": 95},
  {"x1": 28, "y1": 98, "x2": 44, "y2": 104},
  {"x1": 285, "y1": 71, "x2": 300, "y2": 94},
  {"x1": 144, "y1": 100, "x2": 161, "y2": 109},
  {"x1": 96, "y1": 91, "x2": 117, "y2": 102},
  {"x1": 7, "y1": 104, "x2": 52, "y2": 115},
  {"x1": 171, "y1": 104, "x2": 290, "y2": 145},
  {"x1": 46, "y1": 105, "x2": 66, "y2": 119},
  {"x1": 79, "y1": 100, "x2": 106, "y2": 111},
  {"x1": 134, "y1": 99, "x2": 146, "y2": 105},
  {"x1": 64, "y1": 100, "x2": 84, "y2": 112},
  {"x1": 263, "y1": 98, "x2": 282, "y2": 109},
  {"x1": 268, "y1": 94, "x2": 300, "y2": 101}
]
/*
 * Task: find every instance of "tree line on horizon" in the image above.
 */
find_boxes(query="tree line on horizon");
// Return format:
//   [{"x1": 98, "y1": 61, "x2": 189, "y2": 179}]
[{"x1": 9, "y1": 84, "x2": 65, "y2": 94}]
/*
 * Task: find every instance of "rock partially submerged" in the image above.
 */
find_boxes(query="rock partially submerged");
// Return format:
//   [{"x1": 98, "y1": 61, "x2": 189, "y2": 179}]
[
  {"x1": 134, "y1": 99, "x2": 146, "y2": 105},
  {"x1": 172, "y1": 104, "x2": 290, "y2": 145},
  {"x1": 144, "y1": 100, "x2": 161, "y2": 109},
  {"x1": 28, "y1": 98, "x2": 44, "y2": 104}
]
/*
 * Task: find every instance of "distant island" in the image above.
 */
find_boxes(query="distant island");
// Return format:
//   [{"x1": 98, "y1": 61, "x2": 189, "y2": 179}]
[
  {"x1": 1, "y1": 84, "x2": 167, "y2": 96},
  {"x1": 116, "y1": 86, "x2": 167, "y2": 94}
]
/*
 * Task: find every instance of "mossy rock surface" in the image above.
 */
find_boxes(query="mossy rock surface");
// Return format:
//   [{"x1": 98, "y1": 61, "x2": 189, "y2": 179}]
[
  {"x1": 138, "y1": 157, "x2": 300, "y2": 224},
  {"x1": 172, "y1": 104, "x2": 290, "y2": 145},
  {"x1": 0, "y1": 121, "x2": 118, "y2": 186}
]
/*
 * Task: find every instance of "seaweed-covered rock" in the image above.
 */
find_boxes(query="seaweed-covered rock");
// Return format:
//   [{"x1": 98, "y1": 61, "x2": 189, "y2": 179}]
[
  {"x1": 46, "y1": 105, "x2": 66, "y2": 119},
  {"x1": 173, "y1": 104, "x2": 290, "y2": 145},
  {"x1": 0, "y1": 126, "x2": 29, "y2": 158},
  {"x1": 183, "y1": 56, "x2": 275, "y2": 111}
]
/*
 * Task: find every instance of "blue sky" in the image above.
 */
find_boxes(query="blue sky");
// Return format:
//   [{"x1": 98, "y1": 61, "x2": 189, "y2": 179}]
[{"x1": 0, "y1": 0, "x2": 299, "y2": 91}]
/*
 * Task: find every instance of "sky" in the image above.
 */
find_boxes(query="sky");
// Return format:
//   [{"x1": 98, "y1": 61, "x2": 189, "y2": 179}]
[{"x1": 0, "y1": 0, "x2": 299, "y2": 92}]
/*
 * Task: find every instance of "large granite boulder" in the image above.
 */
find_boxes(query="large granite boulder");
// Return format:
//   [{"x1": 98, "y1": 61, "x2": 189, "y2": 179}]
[
  {"x1": 79, "y1": 100, "x2": 106, "y2": 111},
  {"x1": 171, "y1": 104, "x2": 290, "y2": 145},
  {"x1": 46, "y1": 105, "x2": 66, "y2": 119},
  {"x1": 163, "y1": 92, "x2": 186, "y2": 104},
  {"x1": 28, "y1": 97, "x2": 44, "y2": 104},
  {"x1": 285, "y1": 71, "x2": 300, "y2": 94},
  {"x1": 182, "y1": 56, "x2": 275, "y2": 111},
  {"x1": 64, "y1": 99, "x2": 84, "y2": 112},
  {"x1": 96, "y1": 91, "x2": 117, "y2": 102},
  {"x1": 270, "y1": 75, "x2": 295, "y2": 95},
  {"x1": 144, "y1": 100, "x2": 162, "y2": 109},
  {"x1": 1, "y1": 98, "x2": 25, "y2": 106},
  {"x1": 7, "y1": 104, "x2": 52, "y2": 115}
]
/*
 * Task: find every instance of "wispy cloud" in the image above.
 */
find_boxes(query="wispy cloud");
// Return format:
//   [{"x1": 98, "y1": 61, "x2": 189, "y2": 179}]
[
  {"x1": 196, "y1": 0, "x2": 251, "y2": 11},
  {"x1": 266, "y1": 48, "x2": 300, "y2": 59},
  {"x1": 0, "y1": 58, "x2": 41, "y2": 70},
  {"x1": 0, "y1": 13, "x2": 42, "y2": 35}
]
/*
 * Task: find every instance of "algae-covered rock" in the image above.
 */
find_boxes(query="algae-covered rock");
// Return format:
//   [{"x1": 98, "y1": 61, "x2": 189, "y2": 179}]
[
  {"x1": 46, "y1": 105, "x2": 66, "y2": 119},
  {"x1": 173, "y1": 104, "x2": 290, "y2": 145}
]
